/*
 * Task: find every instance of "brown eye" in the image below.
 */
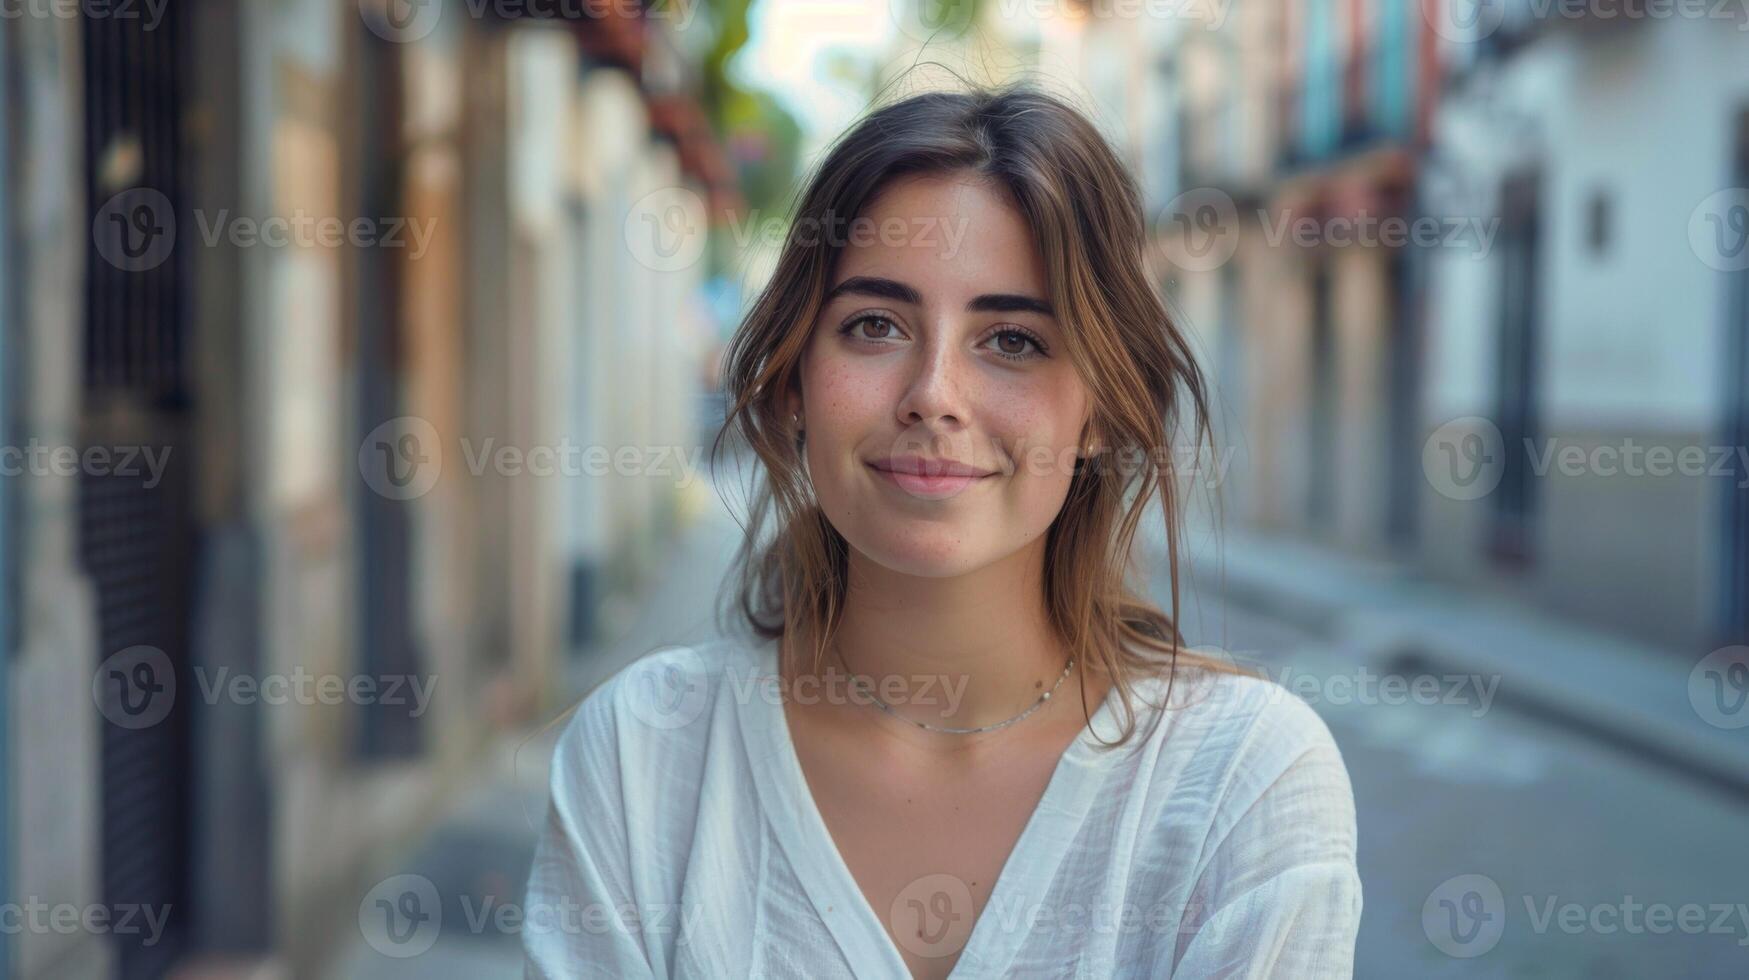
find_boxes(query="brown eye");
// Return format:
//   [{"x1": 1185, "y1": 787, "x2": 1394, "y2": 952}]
[
  {"x1": 984, "y1": 327, "x2": 1047, "y2": 361},
  {"x1": 839, "y1": 314, "x2": 902, "y2": 343}
]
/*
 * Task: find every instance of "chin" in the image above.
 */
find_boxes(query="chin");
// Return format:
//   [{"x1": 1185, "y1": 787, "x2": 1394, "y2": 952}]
[{"x1": 848, "y1": 520, "x2": 1009, "y2": 578}]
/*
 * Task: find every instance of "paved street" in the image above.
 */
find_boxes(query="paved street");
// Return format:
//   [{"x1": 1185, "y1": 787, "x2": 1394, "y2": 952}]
[{"x1": 1177, "y1": 603, "x2": 1749, "y2": 979}]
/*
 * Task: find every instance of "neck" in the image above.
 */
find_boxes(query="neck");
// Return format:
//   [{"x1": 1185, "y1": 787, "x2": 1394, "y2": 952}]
[{"x1": 818, "y1": 536, "x2": 1078, "y2": 732}]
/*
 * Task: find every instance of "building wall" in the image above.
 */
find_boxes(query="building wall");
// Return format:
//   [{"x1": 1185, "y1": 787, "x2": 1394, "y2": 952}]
[
  {"x1": 1330, "y1": 244, "x2": 1392, "y2": 553},
  {"x1": 5, "y1": 1, "x2": 724, "y2": 976},
  {"x1": 1248, "y1": 235, "x2": 1318, "y2": 532},
  {"x1": 1154, "y1": 3, "x2": 1747, "y2": 652},
  {"x1": 1421, "y1": 15, "x2": 1749, "y2": 649},
  {"x1": 236, "y1": 3, "x2": 470, "y2": 973},
  {"x1": 0, "y1": 18, "x2": 12, "y2": 976},
  {"x1": 502, "y1": 24, "x2": 574, "y2": 727},
  {"x1": 1155, "y1": 0, "x2": 1417, "y2": 556},
  {"x1": 9, "y1": 13, "x2": 112, "y2": 979}
]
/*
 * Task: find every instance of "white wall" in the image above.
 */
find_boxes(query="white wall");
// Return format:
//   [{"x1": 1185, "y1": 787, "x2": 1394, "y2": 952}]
[{"x1": 1427, "y1": 17, "x2": 1749, "y2": 433}]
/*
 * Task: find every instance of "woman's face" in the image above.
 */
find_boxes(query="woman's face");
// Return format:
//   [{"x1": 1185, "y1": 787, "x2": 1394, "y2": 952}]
[{"x1": 791, "y1": 172, "x2": 1093, "y2": 578}]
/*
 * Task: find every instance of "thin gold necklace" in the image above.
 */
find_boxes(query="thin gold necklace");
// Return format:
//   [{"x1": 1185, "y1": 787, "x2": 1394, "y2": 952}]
[{"x1": 832, "y1": 644, "x2": 1074, "y2": 735}]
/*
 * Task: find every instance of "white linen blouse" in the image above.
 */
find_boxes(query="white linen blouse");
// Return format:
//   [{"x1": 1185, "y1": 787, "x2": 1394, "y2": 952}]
[{"x1": 522, "y1": 636, "x2": 1362, "y2": 979}]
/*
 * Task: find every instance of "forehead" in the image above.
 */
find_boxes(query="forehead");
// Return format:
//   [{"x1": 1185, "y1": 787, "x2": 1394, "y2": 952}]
[{"x1": 830, "y1": 173, "x2": 1049, "y2": 302}]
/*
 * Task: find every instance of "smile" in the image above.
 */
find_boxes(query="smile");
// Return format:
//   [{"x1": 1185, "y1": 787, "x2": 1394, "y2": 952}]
[{"x1": 869, "y1": 464, "x2": 992, "y2": 498}]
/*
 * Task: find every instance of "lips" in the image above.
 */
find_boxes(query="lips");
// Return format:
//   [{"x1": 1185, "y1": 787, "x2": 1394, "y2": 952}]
[
  {"x1": 870, "y1": 455, "x2": 994, "y2": 478},
  {"x1": 867, "y1": 455, "x2": 997, "y2": 499}
]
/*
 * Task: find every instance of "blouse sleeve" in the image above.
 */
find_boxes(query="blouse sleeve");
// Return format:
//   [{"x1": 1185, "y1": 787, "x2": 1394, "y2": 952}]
[
  {"x1": 522, "y1": 686, "x2": 660, "y2": 980},
  {"x1": 1169, "y1": 692, "x2": 1363, "y2": 979}
]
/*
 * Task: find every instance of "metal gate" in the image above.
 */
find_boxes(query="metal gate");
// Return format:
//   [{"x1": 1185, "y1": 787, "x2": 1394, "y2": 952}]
[{"x1": 80, "y1": 5, "x2": 196, "y2": 977}]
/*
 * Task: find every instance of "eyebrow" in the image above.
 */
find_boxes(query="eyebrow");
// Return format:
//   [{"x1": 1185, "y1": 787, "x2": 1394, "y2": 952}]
[{"x1": 823, "y1": 275, "x2": 1055, "y2": 318}]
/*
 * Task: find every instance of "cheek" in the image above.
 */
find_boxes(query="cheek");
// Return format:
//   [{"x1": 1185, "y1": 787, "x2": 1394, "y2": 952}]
[
  {"x1": 803, "y1": 350, "x2": 893, "y2": 433},
  {"x1": 987, "y1": 379, "x2": 1086, "y2": 474}
]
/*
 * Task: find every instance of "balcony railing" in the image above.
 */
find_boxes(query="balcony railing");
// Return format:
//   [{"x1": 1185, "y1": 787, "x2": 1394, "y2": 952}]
[
  {"x1": 1461, "y1": 0, "x2": 1666, "y2": 66},
  {"x1": 1275, "y1": 38, "x2": 1418, "y2": 175}
]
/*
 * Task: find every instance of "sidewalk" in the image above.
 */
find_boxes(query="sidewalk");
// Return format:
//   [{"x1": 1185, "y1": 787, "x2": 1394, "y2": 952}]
[
  {"x1": 1177, "y1": 527, "x2": 1748, "y2": 801},
  {"x1": 562, "y1": 474, "x2": 745, "y2": 700}
]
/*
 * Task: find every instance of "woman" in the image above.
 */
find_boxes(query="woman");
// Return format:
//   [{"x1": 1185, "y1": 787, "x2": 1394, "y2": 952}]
[{"x1": 524, "y1": 84, "x2": 1362, "y2": 979}]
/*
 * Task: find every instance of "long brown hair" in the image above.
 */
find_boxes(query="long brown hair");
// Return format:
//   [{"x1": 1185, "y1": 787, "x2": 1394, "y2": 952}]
[{"x1": 711, "y1": 82, "x2": 1244, "y2": 745}]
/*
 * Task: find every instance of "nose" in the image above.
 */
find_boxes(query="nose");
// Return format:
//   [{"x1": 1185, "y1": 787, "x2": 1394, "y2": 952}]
[{"x1": 894, "y1": 330, "x2": 968, "y2": 429}]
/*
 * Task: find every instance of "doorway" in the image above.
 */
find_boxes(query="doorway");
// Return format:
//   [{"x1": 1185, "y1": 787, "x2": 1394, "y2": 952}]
[
  {"x1": 349, "y1": 26, "x2": 425, "y2": 758},
  {"x1": 80, "y1": 5, "x2": 196, "y2": 976},
  {"x1": 1489, "y1": 169, "x2": 1543, "y2": 566},
  {"x1": 1307, "y1": 257, "x2": 1338, "y2": 528}
]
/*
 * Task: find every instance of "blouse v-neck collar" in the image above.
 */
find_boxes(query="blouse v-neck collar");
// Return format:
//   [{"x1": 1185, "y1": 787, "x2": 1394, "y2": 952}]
[{"x1": 735, "y1": 638, "x2": 1127, "y2": 979}]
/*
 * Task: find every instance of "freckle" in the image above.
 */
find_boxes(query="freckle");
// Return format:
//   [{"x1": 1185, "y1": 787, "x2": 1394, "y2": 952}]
[{"x1": 1035, "y1": 680, "x2": 1042, "y2": 689}]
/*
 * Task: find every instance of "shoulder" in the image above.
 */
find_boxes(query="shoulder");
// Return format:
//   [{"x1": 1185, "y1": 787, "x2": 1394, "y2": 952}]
[
  {"x1": 1135, "y1": 669, "x2": 1363, "y2": 973},
  {"x1": 1202, "y1": 668, "x2": 1345, "y2": 773},
  {"x1": 1135, "y1": 661, "x2": 1344, "y2": 763},
  {"x1": 1128, "y1": 664, "x2": 1356, "y2": 836},
  {"x1": 549, "y1": 637, "x2": 769, "y2": 795},
  {"x1": 588, "y1": 638, "x2": 759, "y2": 724}
]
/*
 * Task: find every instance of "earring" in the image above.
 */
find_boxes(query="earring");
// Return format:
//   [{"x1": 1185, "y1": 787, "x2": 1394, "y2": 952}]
[{"x1": 1077, "y1": 426, "x2": 1103, "y2": 472}]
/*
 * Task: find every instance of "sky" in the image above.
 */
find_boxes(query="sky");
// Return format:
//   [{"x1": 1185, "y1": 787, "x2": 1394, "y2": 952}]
[{"x1": 735, "y1": 0, "x2": 898, "y2": 155}]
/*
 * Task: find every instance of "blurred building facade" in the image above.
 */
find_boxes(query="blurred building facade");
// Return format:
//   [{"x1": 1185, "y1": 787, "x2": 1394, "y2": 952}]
[
  {"x1": 3, "y1": 1, "x2": 731, "y2": 977},
  {"x1": 1418, "y1": 7, "x2": 1749, "y2": 652},
  {"x1": 1141, "y1": 1, "x2": 1749, "y2": 654}
]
